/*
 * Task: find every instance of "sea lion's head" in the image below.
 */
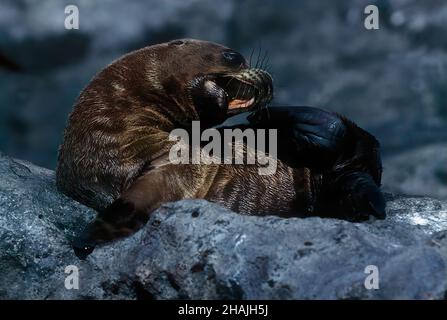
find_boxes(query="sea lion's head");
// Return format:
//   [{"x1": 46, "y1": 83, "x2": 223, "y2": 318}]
[{"x1": 147, "y1": 39, "x2": 273, "y2": 127}]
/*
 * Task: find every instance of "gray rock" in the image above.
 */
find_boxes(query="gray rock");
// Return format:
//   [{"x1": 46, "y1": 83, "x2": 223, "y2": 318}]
[{"x1": 1, "y1": 152, "x2": 447, "y2": 299}]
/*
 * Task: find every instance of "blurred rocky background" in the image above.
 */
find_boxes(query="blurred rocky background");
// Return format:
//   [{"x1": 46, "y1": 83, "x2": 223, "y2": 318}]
[{"x1": 0, "y1": 0, "x2": 446, "y2": 199}]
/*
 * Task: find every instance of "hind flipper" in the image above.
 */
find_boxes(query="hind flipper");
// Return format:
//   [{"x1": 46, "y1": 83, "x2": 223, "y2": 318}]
[
  {"x1": 322, "y1": 171, "x2": 386, "y2": 221},
  {"x1": 72, "y1": 164, "x2": 184, "y2": 259}
]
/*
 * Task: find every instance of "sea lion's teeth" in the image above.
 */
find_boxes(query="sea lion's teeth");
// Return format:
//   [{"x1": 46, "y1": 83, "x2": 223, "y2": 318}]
[{"x1": 245, "y1": 97, "x2": 255, "y2": 107}]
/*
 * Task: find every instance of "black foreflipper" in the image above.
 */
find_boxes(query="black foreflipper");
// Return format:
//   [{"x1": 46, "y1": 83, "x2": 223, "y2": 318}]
[
  {"x1": 256, "y1": 107, "x2": 348, "y2": 169},
  {"x1": 217, "y1": 106, "x2": 349, "y2": 170},
  {"x1": 218, "y1": 106, "x2": 385, "y2": 221}
]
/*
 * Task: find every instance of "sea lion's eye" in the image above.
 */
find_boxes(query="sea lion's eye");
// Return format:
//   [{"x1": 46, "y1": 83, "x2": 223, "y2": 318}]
[{"x1": 222, "y1": 51, "x2": 245, "y2": 66}]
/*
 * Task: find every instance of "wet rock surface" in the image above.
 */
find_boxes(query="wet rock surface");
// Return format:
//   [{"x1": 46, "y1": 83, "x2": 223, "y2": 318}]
[{"x1": 1, "y1": 153, "x2": 446, "y2": 300}]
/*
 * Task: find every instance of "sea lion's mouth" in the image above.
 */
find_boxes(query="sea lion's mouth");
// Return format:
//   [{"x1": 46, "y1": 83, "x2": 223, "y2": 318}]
[{"x1": 212, "y1": 68, "x2": 273, "y2": 115}]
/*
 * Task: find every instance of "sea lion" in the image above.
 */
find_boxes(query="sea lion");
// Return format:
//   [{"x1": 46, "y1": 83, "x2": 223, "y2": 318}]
[{"x1": 56, "y1": 39, "x2": 385, "y2": 259}]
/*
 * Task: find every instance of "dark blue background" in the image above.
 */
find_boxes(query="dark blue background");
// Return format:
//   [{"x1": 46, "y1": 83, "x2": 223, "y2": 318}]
[{"x1": 1, "y1": 0, "x2": 446, "y2": 198}]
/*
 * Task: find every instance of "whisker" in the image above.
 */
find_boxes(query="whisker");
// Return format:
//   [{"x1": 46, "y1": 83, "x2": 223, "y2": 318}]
[
  {"x1": 224, "y1": 79, "x2": 233, "y2": 89},
  {"x1": 221, "y1": 76, "x2": 239, "y2": 102},
  {"x1": 242, "y1": 80, "x2": 250, "y2": 101},
  {"x1": 224, "y1": 76, "x2": 236, "y2": 89},
  {"x1": 260, "y1": 50, "x2": 268, "y2": 70},
  {"x1": 248, "y1": 47, "x2": 255, "y2": 68},
  {"x1": 234, "y1": 81, "x2": 243, "y2": 102},
  {"x1": 255, "y1": 43, "x2": 262, "y2": 69},
  {"x1": 263, "y1": 53, "x2": 271, "y2": 72}
]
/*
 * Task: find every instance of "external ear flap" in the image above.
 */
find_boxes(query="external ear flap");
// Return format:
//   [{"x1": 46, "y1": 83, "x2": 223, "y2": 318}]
[
  {"x1": 332, "y1": 171, "x2": 386, "y2": 221},
  {"x1": 190, "y1": 76, "x2": 228, "y2": 127}
]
